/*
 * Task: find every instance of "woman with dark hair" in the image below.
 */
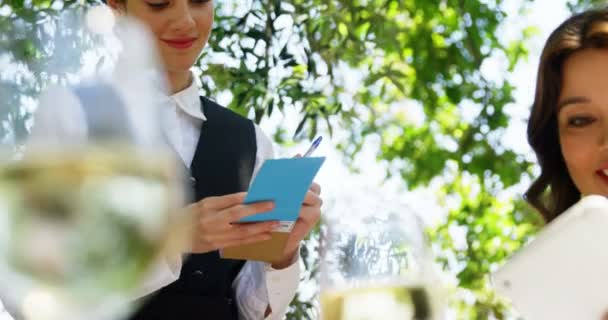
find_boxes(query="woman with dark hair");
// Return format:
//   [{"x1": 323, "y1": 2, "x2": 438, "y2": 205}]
[
  {"x1": 526, "y1": 7, "x2": 608, "y2": 222},
  {"x1": 513, "y1": 7, "x2": 608, "y2": 319},
  {"x1": 27, "y1": 1, "x2": 323, "y2": 319}
]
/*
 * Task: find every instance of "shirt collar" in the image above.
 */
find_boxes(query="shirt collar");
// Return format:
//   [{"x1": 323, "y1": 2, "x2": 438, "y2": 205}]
[{"x1": 170, "y1": 76, "x2": 206, "y2": 121}]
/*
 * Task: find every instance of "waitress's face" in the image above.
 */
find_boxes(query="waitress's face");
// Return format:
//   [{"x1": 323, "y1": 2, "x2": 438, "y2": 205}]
[{"x1": 109, "y1": 0, "x2": 213, "y2": 73}]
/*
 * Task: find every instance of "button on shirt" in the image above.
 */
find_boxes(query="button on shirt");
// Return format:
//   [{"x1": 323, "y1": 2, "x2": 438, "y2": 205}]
[{"x1": 26, "y1": 79, "x2": 301, "y2": 320}]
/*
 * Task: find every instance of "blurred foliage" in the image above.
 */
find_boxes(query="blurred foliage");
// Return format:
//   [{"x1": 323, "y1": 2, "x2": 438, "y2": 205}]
[
  {"x1": 0, "y1": 0, "x2": 100, "y2": 148},
  {"x1": 567, "y1": 0, "x2": 607, "y2": 11},
  {"x1": 0, "y1": 0, "x2": 606, "y2": 319}
]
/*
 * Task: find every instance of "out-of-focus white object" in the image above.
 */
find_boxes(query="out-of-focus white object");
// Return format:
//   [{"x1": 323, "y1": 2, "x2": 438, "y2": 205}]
[
  {"x1": 492, "y1": 195, "x2": 608, "y2": 320},
  {"x1": 0, "y1": 298, "x2": 15, "y2": 320},
  {"x1": 0, "y1": 5, "x2": 185, "y2": 320},
  {"x1": 85, "y1": 5, "x2": 115, "y2": 35},
  {"x1": 27, "y1": 5, "x2": 169, "y2": 150}
]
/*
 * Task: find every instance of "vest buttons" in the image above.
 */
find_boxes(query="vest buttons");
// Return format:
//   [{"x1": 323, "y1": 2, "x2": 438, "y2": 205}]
[
  {"x1": 185, "y1": 270, "x2": 206, "y2": 292},
  {"x1": 192, "y1": 270, "x2": 204, "y2": 278}
]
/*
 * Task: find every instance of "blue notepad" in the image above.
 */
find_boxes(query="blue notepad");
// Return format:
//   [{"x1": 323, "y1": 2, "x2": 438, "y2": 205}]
[{"x1": 239, "y1": 157, "x2": 325, "y2": 223}]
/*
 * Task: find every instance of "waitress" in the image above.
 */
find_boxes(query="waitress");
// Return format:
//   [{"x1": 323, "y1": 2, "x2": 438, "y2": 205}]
[{"x1": 33, "y1": 0, "x2": 324, "y2": 319}]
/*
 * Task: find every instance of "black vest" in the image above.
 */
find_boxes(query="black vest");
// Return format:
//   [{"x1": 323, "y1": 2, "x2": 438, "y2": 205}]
[{"x1": 129, "y1": 97, "x2": 257, "y2": 320}]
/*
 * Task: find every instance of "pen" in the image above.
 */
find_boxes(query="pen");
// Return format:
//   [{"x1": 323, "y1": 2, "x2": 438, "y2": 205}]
[{"x1": 302, "y1": 136, "x2": 323, "y2": 157}]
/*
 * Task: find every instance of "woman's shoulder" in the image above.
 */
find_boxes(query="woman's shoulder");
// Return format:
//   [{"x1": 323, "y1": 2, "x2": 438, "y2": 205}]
[
  {"x1": 200, "y1": 96, "x2": 252, "y2": 125},
  {"x1": 199, "y1": 96, "x2": 274, "y2": 158}
]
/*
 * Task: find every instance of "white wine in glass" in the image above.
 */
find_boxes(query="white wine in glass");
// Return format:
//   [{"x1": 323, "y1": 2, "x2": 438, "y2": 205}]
[
  {"x1": 319, "y1": 204, "x2": 445, "y2": 320},
  {"x1": 0, "y1": 147, "x2": 184, "y2": 320}
]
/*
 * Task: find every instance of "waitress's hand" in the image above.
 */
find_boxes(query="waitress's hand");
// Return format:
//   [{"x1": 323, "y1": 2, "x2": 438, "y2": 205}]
[
  {"x1": 187, "y1": 192, "x2": 279, "y2": 254},
  {"x1": 271, "y1": 181, "x2": 322, "y2": 269}
]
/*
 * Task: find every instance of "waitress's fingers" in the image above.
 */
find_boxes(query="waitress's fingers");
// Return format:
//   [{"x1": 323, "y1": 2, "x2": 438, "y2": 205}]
[
  {"x1": 302, "y1": 190, "x2": 323, "y2": 207},
  {"x1": 309, "y1": 182, "x2": 321, "y2": 195}
]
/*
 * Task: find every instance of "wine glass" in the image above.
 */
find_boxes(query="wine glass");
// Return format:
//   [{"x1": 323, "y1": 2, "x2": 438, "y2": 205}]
[
  {"x1": 0, "y1": 6, "x2": 188, "y2": 320},
  {"x1": 319, "y1": 197, "x2": 446, "y2": 320}
]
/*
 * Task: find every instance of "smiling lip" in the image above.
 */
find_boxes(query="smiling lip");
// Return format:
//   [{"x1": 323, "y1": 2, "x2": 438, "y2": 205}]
[
  {"x1": 597, "y1": 170, "x2": 608, "y2": 185},
  {"x1": 162, "y1": 38, "x2": 197, "y2": 49}
]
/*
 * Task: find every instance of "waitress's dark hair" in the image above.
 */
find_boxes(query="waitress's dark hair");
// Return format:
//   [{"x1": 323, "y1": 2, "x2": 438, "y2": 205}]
[{"x1": 526, "y1": 7, "x2": 608, "y2": 222}]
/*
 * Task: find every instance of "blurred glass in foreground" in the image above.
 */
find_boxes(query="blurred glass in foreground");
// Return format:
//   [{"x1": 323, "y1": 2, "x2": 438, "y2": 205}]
[
  {"x1": 319, "y1": 199, "x2": 446, "y2": 320},
  {"x1": 0, "y1": 6, "x2": 187, "y2": 320}
]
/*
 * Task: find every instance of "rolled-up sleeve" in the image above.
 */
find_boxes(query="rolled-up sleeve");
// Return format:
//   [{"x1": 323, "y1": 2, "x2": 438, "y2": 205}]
[
  {"x1": 263, "y1": 257, "x2": 301, "y2": 319},
  {"x1": 233, "y1": 257, "x2": 301, "y2": 320}
]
